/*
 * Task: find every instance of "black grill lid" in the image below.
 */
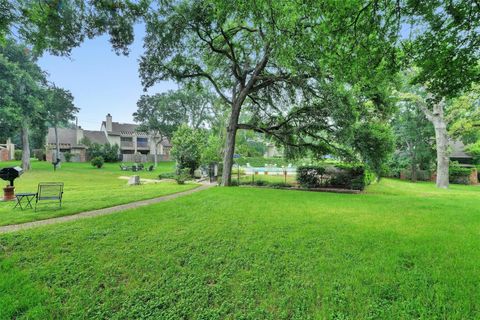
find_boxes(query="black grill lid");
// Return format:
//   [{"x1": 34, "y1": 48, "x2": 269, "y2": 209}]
[{"x1": 0, "y1": 166, "x2": 23, "y2": 186}]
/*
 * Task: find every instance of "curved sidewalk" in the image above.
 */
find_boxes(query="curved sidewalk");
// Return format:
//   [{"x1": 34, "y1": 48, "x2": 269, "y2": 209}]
[{"x1": 0, "y1": 183, "x2": 214, "y2": 234}]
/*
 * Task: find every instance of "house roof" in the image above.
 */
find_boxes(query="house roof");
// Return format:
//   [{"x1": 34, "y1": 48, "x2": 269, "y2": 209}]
[
  {"x1": 46, "y1": 128, "x2": 80, "y2": 147},
  {"x1": 102, "y1": 121, "x2": 147, "y2": 136},
  {"x1": 450, "y1": 140, "x2": 472, "y2": 159},
  {"x1": 47, "y1": 128, "x2": 109, "y2": 148},
  {"x1": 84, "y1": 130, "x2": 108, "y2": 145},
  {"x1": 102, "y1": 120, "x2": 172, "y2": 146}
]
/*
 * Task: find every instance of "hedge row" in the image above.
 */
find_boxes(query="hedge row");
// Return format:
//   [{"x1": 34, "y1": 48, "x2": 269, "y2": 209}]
[
  {"x1": 296, "y1": 164, "x2": 374, "y2": 191},
  {"x1": 449, "y1": 163, "x2": 473, "y2": 185}
]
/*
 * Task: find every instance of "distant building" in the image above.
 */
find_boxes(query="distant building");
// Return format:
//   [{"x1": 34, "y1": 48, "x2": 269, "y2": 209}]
[
  {"x1": 45, "y1": 114, "x2": 171, "y2": 163},
  {"x1": 0, "y1": 138, "x2": 15, "y2": 161},
  {"x1": 100, "y1": 114, "x2": 171, "y2": 161},
  {"x1": 450, "y1": 140, "x2": 473, "y2": 165}
]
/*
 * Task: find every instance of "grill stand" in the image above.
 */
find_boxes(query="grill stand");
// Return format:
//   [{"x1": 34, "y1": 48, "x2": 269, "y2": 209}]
[{"x1": 3, "y1": 185, "x2": 15, "y2": 201}]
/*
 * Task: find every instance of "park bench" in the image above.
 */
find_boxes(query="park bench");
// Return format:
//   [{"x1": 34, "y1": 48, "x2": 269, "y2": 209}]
[{"x1": 35, "y1": 182, "x2": 64, "y2": 211}]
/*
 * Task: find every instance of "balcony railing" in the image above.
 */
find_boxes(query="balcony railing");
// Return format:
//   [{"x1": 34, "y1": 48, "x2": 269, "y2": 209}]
[
  {"x1": 121, "y1": 141, "x2": 133, "y2": 148},
  {"x1": 137, "y1": 141, "x2": 149, "y2": 148}
]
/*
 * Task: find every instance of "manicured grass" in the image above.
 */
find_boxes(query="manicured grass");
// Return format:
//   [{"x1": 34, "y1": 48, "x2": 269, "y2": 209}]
[
  {"x1": 0, "y1": 160, "x2": 196, "y2": 226},
  {"x1": 1, "y1": 178, "x2": 480, "y2": 318}
]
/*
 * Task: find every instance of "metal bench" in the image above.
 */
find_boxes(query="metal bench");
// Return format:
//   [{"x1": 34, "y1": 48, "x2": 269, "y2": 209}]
[{"x1": 35, "y1": 182, "x2": 64, "y2": 211}]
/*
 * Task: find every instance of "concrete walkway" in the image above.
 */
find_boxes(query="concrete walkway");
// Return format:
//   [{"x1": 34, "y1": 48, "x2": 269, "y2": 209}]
[{"x1": 0, "y1": 183, "x2": 214, "y2": 234}]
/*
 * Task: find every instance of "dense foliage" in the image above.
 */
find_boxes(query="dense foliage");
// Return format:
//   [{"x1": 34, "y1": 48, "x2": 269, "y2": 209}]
[
  {"x1": 449, "y1": 162, "x2": 473, "y2": 185},
  {"x1": 90, "y1": 156, "x2": 104, "y2": 169},
  {"x1": 139, "y1": 0, "x2": 401, "y2": 185},
  {"x1": 297, "y1": 164, "x2": 374, "y2": 191},
  {"x1": 171, "y1": 125, "x2": 207, "y2": 174},
  {"x1": 83, "y1": 141, "x2": 120, "y2": 163}
]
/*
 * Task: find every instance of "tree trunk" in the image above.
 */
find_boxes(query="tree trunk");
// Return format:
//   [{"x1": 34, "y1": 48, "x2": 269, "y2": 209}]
[
  {"x1": 419, "y1": 98, "x2": 449, "y2": 189},
  {"x1": 54, "y1": 126, "x2": 61, "y2": 168},
  {"x1": 21, "y1": 124, "x2": 31, "y2": 171},
  {"x1": 221, "y1": 102, "x2": 242, "y2": 186},
  {"x1": 433, "y1": 120, "x2": 449, "y2": 189},
  {"x1": 154, "y1": 140, "x2": 158, "y2": 167},
  {"x1": 407, "y1": 142, "x2": 417, "y2": 182},
  {"x1": 411, "y1": 163, "x2": 417, "y2": 182}
]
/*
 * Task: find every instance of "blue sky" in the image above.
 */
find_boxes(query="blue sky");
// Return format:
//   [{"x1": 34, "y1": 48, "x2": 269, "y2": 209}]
[{"x1": 38, "y1": 24, "x2": 177, "y2": 130}]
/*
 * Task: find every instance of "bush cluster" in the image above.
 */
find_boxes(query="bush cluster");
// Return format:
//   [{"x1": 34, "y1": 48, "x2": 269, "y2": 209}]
[
  {"x1": 33, "y1": 149, "x2": 45, "y2": 161},
  {"x1": 14, "y1": 150, "x2": 22, "y2": 160},
  {"x1": 158, "y1": 172, "x2": 176, "y2": 180},
  {"x1": 85, "y1": 141, "x2": 119, "y2": 162},
  {"x1": 91, "y1": 156, "x2": 104, "y2": 168},
  {"x1": 296, "y1": 164, "x2": 373, "y2": 191},
  {"x1": 174, "y1": 168, "x2": 191, "y2": 185},
  {"x1": 296, "y1": 166, "x2": 326, "y2": 188},
  {"x1": 449, "y1": 162, "x2": 473, "y2": 184},
  {"x1": 64, "y1": 152, "x2": 73, "y2": 162},
  {"x1": 236, "y1": 180, "x2": 292, "y2": 188}
]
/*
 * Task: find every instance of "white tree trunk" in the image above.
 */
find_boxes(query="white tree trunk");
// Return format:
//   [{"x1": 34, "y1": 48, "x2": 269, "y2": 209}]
[
  {"x1": 433, "y1": 119, "x2": 449, "y2": 189},
  {"x1": 420, "y1": 99, "x2": 449, "y2": 189},
  {"x1": 21, "y1": 124, "x2": 30, "y2": 171}
]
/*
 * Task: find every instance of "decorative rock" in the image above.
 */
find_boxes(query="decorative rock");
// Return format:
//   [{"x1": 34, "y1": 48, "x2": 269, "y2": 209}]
[{"x1": 128, "y1": 175, "x2": 140, "y2": 186}]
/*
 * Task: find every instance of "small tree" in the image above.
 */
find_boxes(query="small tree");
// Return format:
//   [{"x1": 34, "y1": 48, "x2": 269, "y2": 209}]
[
  {"x1": 201, "y1": 134, "x2": 223, "y2": 165},
  {"x1": 133, "y1": 93, "x2": 185, "y2": 167},
  {"x1": 45, "y1": 85, "x2": 78, "y2": 167},
  {"x1": 393, "y1": 94, "x2": 435, "y2": 182},
  {"x1": 171, "y1": 125, "x2": 206, "y2": 175},
  {"x1": 353, "y1": 122, "x2": 395, "y2": 177},
  {"x1": 0, "y1": 40, "x2": 46, "y2": 171}
]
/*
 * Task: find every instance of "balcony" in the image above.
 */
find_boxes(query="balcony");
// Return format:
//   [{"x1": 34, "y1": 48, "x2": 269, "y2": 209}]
[
  {"x1": 137, "y1": 140, "x2": 149, "y2": 148},
  {"x1": 120, "y1": 141, "x2": 134, "y2": 149}
]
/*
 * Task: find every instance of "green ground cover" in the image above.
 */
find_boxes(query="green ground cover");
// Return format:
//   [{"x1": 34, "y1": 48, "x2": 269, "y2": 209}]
[
  {"x1": 1, "y1": 178, "x2": 480, "y2": 319},
  {"x1": 0, "y1": 160, "x2": 196, "y2": 226}
]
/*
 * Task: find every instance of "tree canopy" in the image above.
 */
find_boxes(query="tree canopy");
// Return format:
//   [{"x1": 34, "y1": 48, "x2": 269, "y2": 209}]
[{"x1": 139, "y1": 0, "x2": 402, "y2": 184}]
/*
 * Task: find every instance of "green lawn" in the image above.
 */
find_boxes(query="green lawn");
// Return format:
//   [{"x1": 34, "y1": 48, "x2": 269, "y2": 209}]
[
  {"x1": 1, "y1": 178, "x2": 480, "y2": 319},
  {"x1": 0, "y1": 160, "x2": 196, "y2": 226}
]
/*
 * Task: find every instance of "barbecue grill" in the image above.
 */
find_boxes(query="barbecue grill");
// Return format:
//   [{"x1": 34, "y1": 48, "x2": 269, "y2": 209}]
[{"x1": 0, "y1": 166, "x2": 24, "y2": 187}]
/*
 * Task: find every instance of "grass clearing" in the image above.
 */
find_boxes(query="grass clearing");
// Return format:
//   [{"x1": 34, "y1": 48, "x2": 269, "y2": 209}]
[
  {"x1": 0, "y1": 160, "x2": 197, "y2": 226},
  {"x1": 1, "y1": 179, "x2": 480, "y2": 318}
]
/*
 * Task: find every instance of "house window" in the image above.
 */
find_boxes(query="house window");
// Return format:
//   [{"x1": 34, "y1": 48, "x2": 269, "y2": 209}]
[
  {"x1": 137, "y1": 137, "x2": 148, "y2": 148},
  {"x1": 121, "y1": 137, "x2": 132, "y2": 142}
]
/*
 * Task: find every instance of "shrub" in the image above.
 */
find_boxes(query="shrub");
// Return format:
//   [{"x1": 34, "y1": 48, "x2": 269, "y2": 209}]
[
  {"x1": 64, "y1": 152, "x2": 73, "y2": 162},
  {"x1": 158, "y1": 172, "x2": 176, "y2": 180},
  {"x1": 331, "y1": 164, "x2": 371, "y2": 190},
  {"x1": 297, "y1": 164, "x2": 373, "y2": 191},
  {"x1": 85, "y1": 140, "x2": 120, "y2": 162},
  {"x1": 269, "y1": 182, "x2": 292, "y2": 189},
  {"x1": 91, "y1": 156, "x2": 104, "y2": 168},
  {"x1": 449, "y1": 162, "x2": 472, "y2": 184},
  {"x1": 296, "y1": 166, "x2": 326, "y2": 188},
  {"x1": 171, "y1": 125, "x2": 207, "y2": 174},
  {"x1": 174, "y1": 168, "x2": 191, "y2": 185},
  {"x1": 33, "y1": 149, "x2": 45, "y2": 161},
  {"x1": 14, "y1": 150, "x2": 22, "y2": 161}
]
